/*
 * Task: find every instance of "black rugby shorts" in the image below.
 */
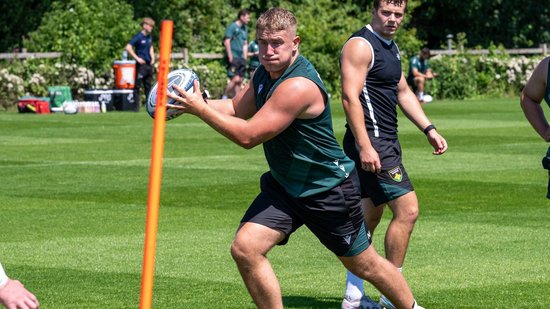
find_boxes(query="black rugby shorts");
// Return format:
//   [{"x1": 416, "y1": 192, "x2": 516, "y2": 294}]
[
  {"x1": 241, "y1": 170, "x2": 371, "y2": 257},
  {"x1": 343, "y1": 129, "x2": 414, "y2": 206}
]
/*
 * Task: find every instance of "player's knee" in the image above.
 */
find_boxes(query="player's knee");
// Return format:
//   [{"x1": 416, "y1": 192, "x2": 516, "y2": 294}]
[
  {"x1": 230, "y1": 237, "x2": 255, "y2": 264},
  {"x1": 396, "y1": 206, "x2": 418, "y2": 226},
  {"x1": 230, "y1": 240, "x2": 245, "y2": 262}
]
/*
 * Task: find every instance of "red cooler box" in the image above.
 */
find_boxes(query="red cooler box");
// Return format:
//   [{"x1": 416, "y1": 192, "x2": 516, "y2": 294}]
[
  {"x1": 17, "y1": 97, "x2": 51, "y2": 114},
  {"x1": 113, "y1": 60, "x2": 136, "y2": 89}
]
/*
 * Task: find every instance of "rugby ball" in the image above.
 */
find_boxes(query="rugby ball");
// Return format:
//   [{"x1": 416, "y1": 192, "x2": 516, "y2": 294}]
[
  {"x1": 146, "y1": 69, "x2": 200, "y2": 120},
  {"x1": 62, "y1": 101, "x2": 78, "y2": 115},
  {"x1": 423, "y1": 94, "x2": 433, "y2": 103}
]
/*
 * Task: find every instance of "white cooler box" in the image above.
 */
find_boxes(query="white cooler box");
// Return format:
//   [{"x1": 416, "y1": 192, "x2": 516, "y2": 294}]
[{"x1": 83, "y1": 89, "x2": 115, "y2": 111}]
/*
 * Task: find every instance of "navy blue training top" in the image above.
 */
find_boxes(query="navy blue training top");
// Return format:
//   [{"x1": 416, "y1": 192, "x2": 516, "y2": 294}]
[
  {"x1": 128, "y1": 32, "x2": 153, "y2": 64},
  {"x1": 345, "y1": 25, "x2": 402, "y2": 139}
]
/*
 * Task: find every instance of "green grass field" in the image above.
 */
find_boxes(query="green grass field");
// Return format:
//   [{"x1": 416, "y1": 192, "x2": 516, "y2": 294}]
[{"x1": 1, "y1": 98, "x2": 549, "y2": 308}]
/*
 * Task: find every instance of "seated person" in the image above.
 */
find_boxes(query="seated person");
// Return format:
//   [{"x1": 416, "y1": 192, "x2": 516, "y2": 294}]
[
  {"x1": 407, "y1": 47, "x2": 437, "y2": 103},
  {"x1": 247, "y1": 39, "x2": 260, "y2": 79}
]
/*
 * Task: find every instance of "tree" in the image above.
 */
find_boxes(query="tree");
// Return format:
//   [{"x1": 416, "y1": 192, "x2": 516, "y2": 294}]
[
  {"x1": 411, "y1": 0, "x2": 550, "y2": 49},
  {"x1": 19, "y1": 0, "x2": 425, "y2": 96},
  {"x1": 24, "y1": 0, "x2": 137, "y2": 72},
  {"x1": 286, "y1": 0, "x2": 423, "y2": 94},
  {"x1": 0, "y1": 0, "x2": 54, "y2": 52},
  {"x1": 131, "y1": 0, "x2": 241, "y2": 53}
]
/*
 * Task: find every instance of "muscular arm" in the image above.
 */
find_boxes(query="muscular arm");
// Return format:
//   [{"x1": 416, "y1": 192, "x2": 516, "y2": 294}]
[
  {"x1": 397, "y1": 74, "x2": 431, "y2": 129},
  {"x1": 169, "y1": 77, "x2": 325, "y2": 149},
  {"x1": 411, "y1": 67, "x2": 422, "y2": 78},
  {"x1": 397, "y1": 74, "x2": 448, "y2": 155},
  {"x1": 242, "y1": 41, "x2": 248, "y2": 59},
  {"x1": 340, "y1": 38, "x2": 381, "y2": 173},
  {"x1": 520, "y1": 57, "x2": 550, "y2": 142},
  {"x1": 223, "y1": 38, "x2": 233, "y2": 63}
]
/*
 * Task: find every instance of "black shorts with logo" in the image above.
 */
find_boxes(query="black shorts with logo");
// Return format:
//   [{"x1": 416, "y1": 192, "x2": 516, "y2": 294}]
[
  {"x1": 241, "y1": 169, "x2": 371, "y2": 257},
  {"x1": 343, "y1": 130, "x2": 414, "y2": 206},
  {"x1": 227, "y1": 57, "x2": 247, "y2": 78}
]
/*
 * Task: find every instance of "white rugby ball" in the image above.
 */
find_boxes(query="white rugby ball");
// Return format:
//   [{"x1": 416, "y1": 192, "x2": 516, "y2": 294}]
[
  {"x1": 63, "y1": 101, "x2": 78, "y2": 115},
  {"x1": 146, "y1": 69, "x2": 199, "y2": 120},
  {"x1": 423, "y1": 94, "x2": 433, "y2": 103}
]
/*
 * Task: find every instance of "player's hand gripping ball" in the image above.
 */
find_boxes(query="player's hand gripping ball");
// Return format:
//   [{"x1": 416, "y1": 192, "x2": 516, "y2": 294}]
[{"x1": 146, "y1": 69, "x2": 199, "y2": 120}]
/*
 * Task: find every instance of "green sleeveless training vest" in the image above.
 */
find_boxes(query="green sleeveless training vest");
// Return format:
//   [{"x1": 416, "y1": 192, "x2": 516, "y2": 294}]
[{"x1": 252, "y1": 55, "x2": 355, "y2": 197}]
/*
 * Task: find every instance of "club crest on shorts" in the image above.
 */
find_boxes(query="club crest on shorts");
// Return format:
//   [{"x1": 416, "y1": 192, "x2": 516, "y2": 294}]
[{"x1": 388, "y1": 166, "x2": 403, "y2": 182}]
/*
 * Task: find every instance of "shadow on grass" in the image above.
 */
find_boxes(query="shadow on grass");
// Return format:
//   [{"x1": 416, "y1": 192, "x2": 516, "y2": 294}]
[{"x1": 283, "y1": 295, "x2": 341, "y2": 308}]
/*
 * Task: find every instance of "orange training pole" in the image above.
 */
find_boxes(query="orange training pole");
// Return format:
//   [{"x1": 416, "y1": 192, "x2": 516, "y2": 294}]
[{"x1": 140, "y1": 20, "x2": 173, "y2": 309}]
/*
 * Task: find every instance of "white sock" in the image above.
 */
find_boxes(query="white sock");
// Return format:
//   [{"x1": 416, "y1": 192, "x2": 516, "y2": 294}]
[
  {"x1": 344, "y1": 271, "x2": 364, "y2": 301},
  {"x1": 417, "y1": 92, "x2": 424, "y2": 100}
]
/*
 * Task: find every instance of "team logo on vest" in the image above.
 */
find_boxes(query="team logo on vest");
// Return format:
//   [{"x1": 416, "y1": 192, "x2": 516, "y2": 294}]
[
  {"x1": 258, "y1": 84, "x2": 264, "y2": 94},
  {"x1": 333, "y1": 159, "x2": 349, "y2": 177},
  {"x1": 396, "y1": 52, "x2": 401, "y2": 61},
  {"x1": 388, "y1": 166, "x2": 403, "y2": 182}
]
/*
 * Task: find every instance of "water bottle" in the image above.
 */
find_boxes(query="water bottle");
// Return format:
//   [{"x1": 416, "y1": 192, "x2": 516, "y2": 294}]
[{"x1": 122, "y1": 50, "x2": 128, "y2": 60}]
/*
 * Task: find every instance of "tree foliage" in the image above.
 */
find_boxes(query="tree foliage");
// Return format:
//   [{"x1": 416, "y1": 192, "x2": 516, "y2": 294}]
[
  {"x1": 0, "y1": 0, "x2": 54, "y2": 52},
  {"x1": 131, "y1": 0, "x2": 423, "y2": 94},
  {"x1": 17, "y1": 0, "x2": 427, "y2": 97},
  {"x1": 0, "y1": 0, "x2": 543, "y2": 109},
  {"x1": 411, "y1": 0, "x2": 550, "y2": 49},
  {"x1": 24, "y1": 0, "x2": 137, "y2": 72},
  {"x1": 131, "y1": 0, "x2": 249, "y2": 53}
]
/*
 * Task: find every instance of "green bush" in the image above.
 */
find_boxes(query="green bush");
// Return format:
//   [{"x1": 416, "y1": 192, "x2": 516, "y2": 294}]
[
  {"x1": 0, "y1": 0, "x2": 542, "y2": 107},
  {"x1": 0, "y1": 53, "x2": 542, "y2": 110},
  {"x1": 24, "y1": 0, "x2": 136, "y2": 74},
  {"x1": 0, "y1": 68, "x2": 25, "y2": 110},
  {"x1": 170, "y1": 58, "x2": 227, "y2": 100},
  {"x1": 429, "y1": 54, "x2": 540, "y2": 100},
  {"x1": 430, "y1": 55, "x2": 478, "y2": 99},
  {"x1": 17, "y1": 0, "x2": 425, "y2": 101},
  {"x1": 0, "y1": 58, "x2": 113, "y2": 110},
  {"x1": 286, "y1": 0, "x2": 423, "y2": 97}
]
